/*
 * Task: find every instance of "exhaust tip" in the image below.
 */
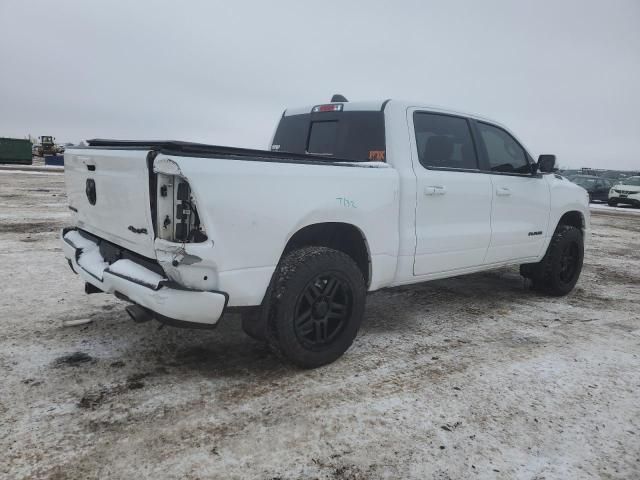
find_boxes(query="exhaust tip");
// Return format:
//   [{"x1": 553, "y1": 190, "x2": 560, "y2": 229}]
[{"x1": 125, "y1": 305, "x2": 154, "y2": 324}]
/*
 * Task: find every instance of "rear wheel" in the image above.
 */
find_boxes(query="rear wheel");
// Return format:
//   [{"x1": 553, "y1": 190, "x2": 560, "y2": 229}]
[
  {"x1": 264, "y1": 246, "x2": 366, "y2": 368},
  {"x1": 520, "y1": 225, "x2": 584, "y2": 296}
]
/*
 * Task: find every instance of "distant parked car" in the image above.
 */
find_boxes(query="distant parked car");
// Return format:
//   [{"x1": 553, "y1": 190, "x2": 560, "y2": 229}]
[
  {"x1": 56, "y1": 142, "x2": 74, "y2": 154},
  {"x1": 570, "y1": 175, "x2": 611, "y2": 202},
  {"x1": 608, "y1": 176, "x2": 640, "y2": 207}
]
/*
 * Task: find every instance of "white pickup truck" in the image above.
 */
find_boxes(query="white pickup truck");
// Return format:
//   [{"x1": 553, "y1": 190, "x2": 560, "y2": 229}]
[{"x1": 62, "y1": 97, "x2": 589, "y2": 368}]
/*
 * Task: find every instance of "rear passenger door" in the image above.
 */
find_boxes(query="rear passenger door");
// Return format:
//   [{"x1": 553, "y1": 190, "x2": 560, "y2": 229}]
[
  {"x1": 474, "y1": 121, "x2": 551, "y2": 263},
  {"x1": 410, "y1": 111, "x2": 493, "y2": 276}
]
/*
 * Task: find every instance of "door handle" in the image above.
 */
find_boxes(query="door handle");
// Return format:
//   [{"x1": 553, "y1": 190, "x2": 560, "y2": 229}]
[
  {"x1": 425, "y1": 185, "x2": 447, "y2": 196},
  {"x1": 496, "y1": 186, "x2": 511, "y2": 196}
]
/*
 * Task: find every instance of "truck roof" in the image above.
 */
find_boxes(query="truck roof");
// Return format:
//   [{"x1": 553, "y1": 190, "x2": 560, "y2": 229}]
[
  {"x1": 283, "y1": 99, "x2": 530, "y2": 158},
  {"x1": 284, "y1": 99, "x2": 507, "y2": 127}
]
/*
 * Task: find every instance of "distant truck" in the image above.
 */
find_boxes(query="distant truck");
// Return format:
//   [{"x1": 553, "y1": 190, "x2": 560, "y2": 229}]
[{"x1": 61, "y1": 97, "x2": 590, "y2": 368}]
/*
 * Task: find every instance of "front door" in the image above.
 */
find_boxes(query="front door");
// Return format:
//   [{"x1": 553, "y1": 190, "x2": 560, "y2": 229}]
[
  {"x1": 473, "y1": 121, "x2": 551, "y2": 263},
  {"x1": 411, "y1": 110, "x2": 493, "y2": 276}
]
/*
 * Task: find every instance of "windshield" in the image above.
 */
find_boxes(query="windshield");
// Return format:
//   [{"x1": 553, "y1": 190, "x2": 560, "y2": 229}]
[
  {"x1": 573, "y1": 176, "x2": 598, "y2": 187},
  {"x1": 272, "y1": 110, "x2": 386, "y2": 162},
  {"x1": 620, "y1": 176, "x2": 640, "y2": 186}
]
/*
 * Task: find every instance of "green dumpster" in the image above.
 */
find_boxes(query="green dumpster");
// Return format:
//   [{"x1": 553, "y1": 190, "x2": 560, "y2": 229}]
[{"x1": 0, "y1": 138, "x2": 33, "y2": 165}]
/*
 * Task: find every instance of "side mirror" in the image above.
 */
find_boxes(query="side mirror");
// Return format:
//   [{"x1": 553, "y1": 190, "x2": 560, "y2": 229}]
[{"x1": 537, "y1": 154, "x2": 556, "y2": 173}]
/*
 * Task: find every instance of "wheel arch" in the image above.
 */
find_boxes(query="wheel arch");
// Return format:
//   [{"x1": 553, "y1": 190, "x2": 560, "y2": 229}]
[
  {"x1": 281, "y1": 222, "x2": 372, "y2": 287},
  {"x1": 556, "y1": 210, "x2": 585, "y2": 233}
]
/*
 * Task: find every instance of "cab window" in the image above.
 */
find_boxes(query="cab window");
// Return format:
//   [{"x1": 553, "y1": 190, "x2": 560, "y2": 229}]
[
  {"x1": 272, "y1": 111, "x2": 386, "y2": 162},
  {"x1": 413, "y1": 112, "x2": 478, "y2": 170},
  {"x1": 477, "y1": 122, "x2": 530, "y2": 174},
  {"x1": 307, "y1": 121, "x2": 338, "y2": 155}
]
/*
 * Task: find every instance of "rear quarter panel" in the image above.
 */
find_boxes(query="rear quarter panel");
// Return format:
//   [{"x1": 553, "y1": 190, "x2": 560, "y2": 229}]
[{"x1": 162, "y1": 155, "x2": 400, "y2": 306}]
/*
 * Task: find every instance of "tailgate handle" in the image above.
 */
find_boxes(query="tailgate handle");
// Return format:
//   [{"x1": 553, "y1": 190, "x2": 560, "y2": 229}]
[
  {"x1": 85, "y1": 179, "x2": 97, "y2": 205},
  {"x1": 128, "y1": 226, "x2": 148, "y2": 235},
  {"x1": 87, "y1": 165, "x2": 96, "y2": 171}
]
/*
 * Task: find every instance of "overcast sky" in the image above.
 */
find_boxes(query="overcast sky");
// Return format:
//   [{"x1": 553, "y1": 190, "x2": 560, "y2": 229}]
[{"x1": 1, "y1": 0, "x2": 639, "y2": 169}]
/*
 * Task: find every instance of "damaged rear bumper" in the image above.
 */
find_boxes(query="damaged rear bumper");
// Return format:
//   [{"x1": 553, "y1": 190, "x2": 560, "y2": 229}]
[{"x1": 61, "y1": 228, "x2": 228, "y2": 326}]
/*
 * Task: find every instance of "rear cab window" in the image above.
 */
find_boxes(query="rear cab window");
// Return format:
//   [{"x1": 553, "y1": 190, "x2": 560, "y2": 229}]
[
  {"x1": 271, "y1": 108, "x2": 386, "y2": 162},
  {"x1": 307, "y1": 121, "x2": 339, "y2": 155}
]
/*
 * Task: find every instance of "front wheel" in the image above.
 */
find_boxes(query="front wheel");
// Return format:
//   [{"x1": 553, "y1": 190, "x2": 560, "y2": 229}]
[
  {"x1": 265, "y1": 246, "x2": 366, "y2": 368},
  {"x1": 521, "y1": 225, "x2": 584, "y2": 296},
  {"x1": 608, "y1": 199, "x2": 617, "y2": 207}
]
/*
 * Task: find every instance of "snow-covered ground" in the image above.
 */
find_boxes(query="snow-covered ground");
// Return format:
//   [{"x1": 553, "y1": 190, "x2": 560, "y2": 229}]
[
  {"x1": 1, "y1": 172, "x2": 639, "y2": 479},
  {"x1": 590, "y1": 202, "x2": 640, "y2": 216}
]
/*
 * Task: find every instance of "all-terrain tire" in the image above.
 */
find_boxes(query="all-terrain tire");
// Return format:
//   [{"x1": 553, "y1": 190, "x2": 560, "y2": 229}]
[
  {"x1": 264, "y1": 246, "x2": 366, "y2": 369},
  {"x1": 521, "y1": 225, "x2": 584, "y2": 296}
]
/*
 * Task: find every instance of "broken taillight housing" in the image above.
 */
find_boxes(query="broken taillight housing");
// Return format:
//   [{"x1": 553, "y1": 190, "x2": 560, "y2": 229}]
[{"x1": 156, "y1": 174, "x2": 207, "y2": 243}]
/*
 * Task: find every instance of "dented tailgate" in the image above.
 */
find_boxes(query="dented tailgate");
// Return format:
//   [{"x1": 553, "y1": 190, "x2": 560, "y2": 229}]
[{"x1": 64, "y1": 148, "x2": 157, "y2": 258}]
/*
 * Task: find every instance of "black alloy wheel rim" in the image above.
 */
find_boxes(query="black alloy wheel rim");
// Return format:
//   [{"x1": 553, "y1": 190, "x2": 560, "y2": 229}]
[
  {"x1": 293, "y1": 272, "x2": 353, "y2": 350},
  {"x1": 559, "y1": 242, "x2": 580, "y2": 283}
]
